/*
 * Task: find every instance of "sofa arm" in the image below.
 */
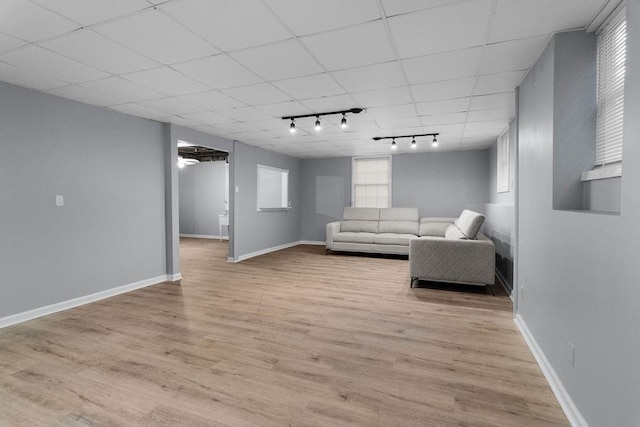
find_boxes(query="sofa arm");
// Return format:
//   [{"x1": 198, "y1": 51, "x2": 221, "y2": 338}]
[
  {"x1": 325, "y1": 221, "x2": 341, "y2": 250},
  {"x1": 410, "y1": 235, "x2": 495, "y2": 285}
]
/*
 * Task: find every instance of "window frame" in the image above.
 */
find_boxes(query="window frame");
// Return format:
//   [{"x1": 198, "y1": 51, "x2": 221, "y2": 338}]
[{"x1": 351, "y1": 156, "x2": 392, "y2": 208}]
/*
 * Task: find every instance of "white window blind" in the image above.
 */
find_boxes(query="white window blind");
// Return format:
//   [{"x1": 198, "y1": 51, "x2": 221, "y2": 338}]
[
  {"x1": 595, "y1": 7, "x2": 626, "y2": 167},
  {"x1": 353, "y1": 157, "x2": 390, "y2": 208}
]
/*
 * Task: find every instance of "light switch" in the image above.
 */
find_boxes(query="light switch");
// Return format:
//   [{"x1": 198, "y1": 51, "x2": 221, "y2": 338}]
[
  {"x1": 56, "y1": 195, "x2": 64, "y2": 206},
  {"x1": 235, "y1": 186, "x2": 239, "y2": 193}
]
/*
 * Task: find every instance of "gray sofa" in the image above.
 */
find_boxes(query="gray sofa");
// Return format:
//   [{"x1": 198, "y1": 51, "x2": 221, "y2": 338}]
[
  {"x1": 326, "y1": 207, "x2": 495, "y2": 292},
  {"x1": 410, "y1": 210, "x2": 495, "y2": 292}
]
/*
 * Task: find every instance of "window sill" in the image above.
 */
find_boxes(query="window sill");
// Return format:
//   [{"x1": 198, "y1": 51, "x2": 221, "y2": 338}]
[
  {"x1": 257, "y1": 207, "x2": 291, "y2": 212},
  {"x1": 581, "y1": 163, "x2": 622, "y2": 181}
]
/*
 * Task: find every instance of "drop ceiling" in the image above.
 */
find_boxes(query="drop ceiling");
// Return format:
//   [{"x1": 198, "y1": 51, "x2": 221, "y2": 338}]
[{"x1": 0, "y1": 0, "x2": 610, "y2": 158}]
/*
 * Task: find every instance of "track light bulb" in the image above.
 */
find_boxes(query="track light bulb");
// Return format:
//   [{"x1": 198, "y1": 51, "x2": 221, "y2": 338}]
[
  {"x1": 314, "y1": 116, "x2": 321, "y2": 131},
  {"x1": 411, "y1": 137, "x2": 416, "y2": 148},
  {"x1": 391, "y1": 138, "x2": 397, "y2": 150},
  {"x1": 341, "y1": 113, "x2": 347, "y2": 129},
  {"x1": 432, "y1": 136, "x2": 438, "y2": 147},
  {"x1": 289, "y1": 119, "x2": 296, "y2": 133}
]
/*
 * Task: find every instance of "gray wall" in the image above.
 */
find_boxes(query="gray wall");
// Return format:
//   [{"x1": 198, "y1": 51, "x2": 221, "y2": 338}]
[
  {"x1": 179, "y1": 161, "x2": 228, "y2": 237},
  {"x1": 485, "y1": 119, "x2": 517, "y2": 292},
  {"x1": 300, "y1": 157, "x2": 352, "y2": 242},
  {"x1": 517, "y1": 11, "x2": 640, "y2": 425},
  {"x1": 0, "y1": 81, "x2": 167, "y2": 318},
  {"x1": 233, "y1": 141, "x2": 301, "y2": 258},
  {"x1": 300, "y1": 150, "x2": 491, "y2": 241}
]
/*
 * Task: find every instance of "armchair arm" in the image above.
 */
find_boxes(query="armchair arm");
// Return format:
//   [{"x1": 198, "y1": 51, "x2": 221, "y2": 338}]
[
  {"x1": 325, "y1": 221, "x2": 341, "y2": 250},
  {"x1": 410, "y1": 235, "x2": 495, "y2": 285}
]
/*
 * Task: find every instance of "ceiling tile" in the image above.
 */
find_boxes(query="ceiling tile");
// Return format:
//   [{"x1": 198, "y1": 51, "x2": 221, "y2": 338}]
[
  {"x1": 410, "y1": 78, "x2": 475, "y2": 102},
  {"x1": 109, "y1": 103, "x2": 166, "y2": 119},
  {"x1": 273, "y1": 74, "x2": 344, "y2": 99},
  {"x1": 489, "y1": 0, "x2": 607, "y2": 43},
  {"x1": 177, "y1": 91, "x2": 246, "y2": 110},
  {"x1": 332, "y1": 61, "x2": 406, "y2": 93},
  {"x1": 218, "y1": 106, "x2": 272, "y2": 122},
  {"x1": 301, "y1": 21, "x2": 395, "y2": 71},
  {"x1": 222, "y1": 83, "x2": 291, "y2": 106},
  {"x1": 352, "y1": 87, "x2": 413, "y2": 108},
  {"x1": 30, "y1": 0, "x2": 150, "y2": 26},
  {"x1": 402, "y1": 47, "x2": 482, "y2": 84},
  {"x1": 389, "y1": 0, "x2": 492, "y2": 58},
  {"x1": 0, "y1": 32, "x2": 26, "y2": 53},
  {"x1": 47, "y1": 84, "x2": 127, "y2": 107},
  {"x1": 80, "y1": 77, "x2": 164, "y2": 103},
  {"x1": 242, "y1": 118, "x2": 286, "y2": 131},
  {"x1": 416, "y1": 97, "x2": 470, "y2": 116},
  {"x1": 0, "y1": 61, "x2": 67, "y2": 90},
  {"x1": 375, "y1": 117, "x2": 422, "y2": 130},
  {"x1": 124, "y1": 66, "x2": 210, "y2": 96},
  {"x1": 212, "y1": 122, "x2": 258, "y2": 134},
  {"x1": 180, "y1": 111, "x2": 235, "y2": 126},
  {"x1": 467, "y1": 107, "x2": 515, "y2": 122},
  {"x1": 366, "y1": 104, "x2": 416, "y2": 120},
  {"x1": 0, "y1": 0, "x2": 79, "y2": 42},
  {"x1": 299, "y1": 94, "x2": 356, "y2": 112},
  {"x1": 381, "y1": 0, "x2": 460, "y2": 17},
  {"x1": 469, "y1": 92, "x2": 516, "y2": 111},
  {"x1": 464, "y1": 120, "x2": 510, "y2": 131},
  {"x1": 42, "y1": 30, "x2": 159, "y2": 75},
  {"x1": 95, "y1": 9, "x2": 219, "y2": 64},
  {"x1": 1, "y1": 46, "x2": 109, "y2": 83},
  {"x1": 474, "y1": 71, "x2": 525, "y2": 95},
  {"x1": 155, "y1": 115, "x2": 201, "y2": 128},
  {"x1": 479, "y1": 35, "x2": 548, "y2": 75},
  {"x1": 264, "y1": 0, "x2": 381, "y2": 36},
  {"x1": 139, "y1": 97, "x2": 203, "y2": 116},
  {"x1": 256, "y1": 101, "x2": 313, "y2": 118},
  {"x1": 161, "y1": 0, "x2": 290, "y2": 52},
  {"x1": 172, "y1": 55, "x2": 262, "y2": 89},
  {"x1": 420, "y1": 112, "x2": 467, "y2": 126},
  {"x1": 229, "y1": 39, "x2": 323, "y2": 81}
]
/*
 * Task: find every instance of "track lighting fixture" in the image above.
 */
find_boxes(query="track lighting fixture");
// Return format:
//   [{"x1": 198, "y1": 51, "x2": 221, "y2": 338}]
[
  {"x1": 281, "y1": 108, "x2": 363, "y2": 133},
  {"x1": 372, "y1": 132, "x2": 440, "y2": 151}
]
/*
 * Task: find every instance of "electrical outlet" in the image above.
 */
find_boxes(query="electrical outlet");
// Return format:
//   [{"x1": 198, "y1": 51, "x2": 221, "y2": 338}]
[
  {"x1": 520, "y1": 286, "x2": 525, "y2": 300},
  {"x1": 55, "y1": 195, "x2": 64, "y2": 207},
  {"x1": 569, "y1": 342, "x2": 575, "y2": 366}
]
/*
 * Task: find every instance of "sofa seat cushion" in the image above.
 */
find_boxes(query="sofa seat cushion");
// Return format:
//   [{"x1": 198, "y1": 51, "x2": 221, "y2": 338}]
[
  {"x1": 379, "y1": 220, "x2": 419, "y2": 235},
  {"x1": 334, "y1": 232, "x2": 376, "y2": 244},
  {"x1": 455, "y1": 210, "x2": 484, "y2": 239},
  {"x1": 373, "y1": 233, "x2": 416, "y2": 246}
]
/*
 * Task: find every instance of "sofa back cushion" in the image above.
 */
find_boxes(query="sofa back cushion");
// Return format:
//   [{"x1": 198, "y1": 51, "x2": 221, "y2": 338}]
[
  {"x1": 343, "y1": 207, "x2": 379, "y2": 221},
  {"x1": 444, "y1": 224, "x2": 467, "y2": 240},
  {"x1": 341, "y1": 220, "x2": 378, "y2": 233},
  {"x1": 379, "y1": 220, "x2": 419, "y2": 235},
  {"x1": 455, "y1": 210, "x2": 484, "y2": 239},
  {"x1": 419, "y1": 217, "x2": 455, "y2": 237},
  {"x1": 379, "y1": 208, "x2": 419, "y2": 221}
]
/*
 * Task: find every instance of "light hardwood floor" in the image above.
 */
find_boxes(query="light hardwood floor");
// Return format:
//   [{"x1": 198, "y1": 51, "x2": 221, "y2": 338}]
[{"x1": 0, "y1": 238, "x2": 568, "y2": 426}]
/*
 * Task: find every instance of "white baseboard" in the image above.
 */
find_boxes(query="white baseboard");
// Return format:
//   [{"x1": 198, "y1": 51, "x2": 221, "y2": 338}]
[
  {"x1": 0, "y1": 274, "x2": 171, "y2": 329},
  {"x1": 514, "y1": 314, "x2": 587, "y2": 427},
  {"x1": 180, "y1": 234, "x2": 228, "y2": 240},
  {"x1": 167, "y1": 273, "x2": 183, "y2": 281},
  {"x1": 300, "y1": 240, "x2": 325, "y2": 246},
  {"x1": 231, "y1": 241, "x2": 302, "y2": 262}
]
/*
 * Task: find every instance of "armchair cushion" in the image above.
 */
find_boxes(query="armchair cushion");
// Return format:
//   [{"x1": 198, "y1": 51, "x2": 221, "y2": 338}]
[{"x1": 455, "y1": 210, "x2": 484, "y2": 239}]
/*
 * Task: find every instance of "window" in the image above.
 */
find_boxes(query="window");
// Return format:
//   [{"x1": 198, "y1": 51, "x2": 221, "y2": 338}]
[
  {"x1": 595, "y1": 6, "x2": 626, "y2": 171},
  {"x1": 257, "y1": 165, "x2": 289, "y2": 210},
  {"x1": 352, "y1": 157, "x2": 391, "y2": 208}
]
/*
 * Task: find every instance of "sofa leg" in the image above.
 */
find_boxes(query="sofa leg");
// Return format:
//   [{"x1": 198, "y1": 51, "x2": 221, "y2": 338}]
[
  {"x1": 487, "y1": 284, "x2": 495, "y2": 296},
  {"x1": 325, "y1": 248, "x2": 329, "y2": 255},
  {"x1": 410, "y1": 277, "x2": 416, "y2": 288}
]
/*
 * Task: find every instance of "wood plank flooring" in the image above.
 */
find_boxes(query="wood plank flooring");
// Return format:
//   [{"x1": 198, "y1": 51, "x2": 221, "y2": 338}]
[{"x1": 0, "y1": 238, "x2": 568, "y2": 426}]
